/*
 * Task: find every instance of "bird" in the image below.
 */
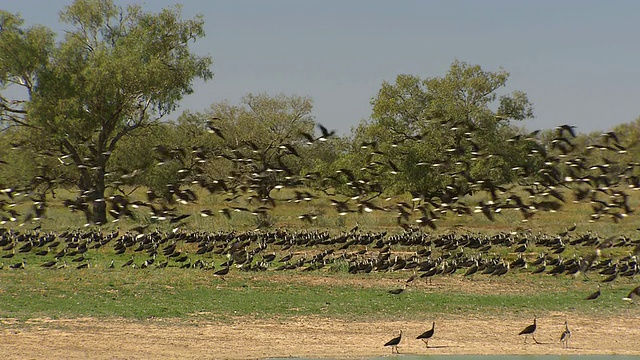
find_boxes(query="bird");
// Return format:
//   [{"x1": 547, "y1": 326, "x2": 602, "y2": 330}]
[
  {"x1": 622, "y1": 285, "x2": 640, "y2": 302},
  {"x1": 464, "y1": 260, "x2": 479, "y2": 277},
  {"x1": 416, "y1": 321, "x2": 435, "y2": 348},
  {"x1": 600, "y1": 272, "x2": 617, "y2": 283},
  {"x1": 560, "y1": 320, "x2": 571, "y2": 348},
  {"x1": 519, "y1": 316, "x2": 540, "y2": 344},
  {"x1": 214, "y1": 265, "x2": 230, "y2": 280},
  {"x1": 40, "y1": 260, "x2": 57, "y2": 268},
  {"x1": 388, "y1": 285, "x2": 406, "y2": 295},
  {"x1": 205, "y1": 118, "x2": 225, "y2": 139},
  {"x1": 9, "y1": 260, "x2": 25, "y2": 269},
  {"x1": 384, "y1": 330, "x2": 402, "y2": 354},
  {"x1": 585, "y1": 285, "x2": 601, "y2": 300},
  {"x1": 121, "y1": 256, "x2": 134, "y2": 268},
  {"x1": 317, "y1": 124, "x2": 336, "y2": 141}
]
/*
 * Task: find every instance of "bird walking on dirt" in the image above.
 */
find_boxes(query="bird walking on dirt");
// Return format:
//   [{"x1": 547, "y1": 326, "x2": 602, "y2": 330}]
[
  {"x1": 384, "y1": 330, "x2": 402, "y2": 354},
  {"x1": 560, "y1": 320, "x2": 571, "y2": 348},
  {"x1": 519, "y1": 316, "x2": 540, "y2": 344},
  {"x1": 416, "y1": 321, "x2": 435, "y2": 348}
]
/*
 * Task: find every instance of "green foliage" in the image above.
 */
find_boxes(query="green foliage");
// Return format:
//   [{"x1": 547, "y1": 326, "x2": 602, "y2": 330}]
[
  {"x1": 0, "y1": 11, "x2": 55, "y2": 95},
  {"x1": 0, "y1": 129, "x2": 38, "y2": 188},
  {"x1": 207, "y1": 93, "x2": 315, "y2": 154},
  {"x1": 349, "y1": 60, "x2": 535, "y2": 198}
]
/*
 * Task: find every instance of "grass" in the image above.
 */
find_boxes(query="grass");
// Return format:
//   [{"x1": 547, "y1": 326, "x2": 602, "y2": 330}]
[{"x1": 1, "y1": 267, "x2": 636, "y2": 322}]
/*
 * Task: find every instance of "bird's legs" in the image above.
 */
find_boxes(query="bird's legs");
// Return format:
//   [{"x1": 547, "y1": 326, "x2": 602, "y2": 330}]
[{"x1": 532, "y1": 335, "x2": 541, "y2": 344}]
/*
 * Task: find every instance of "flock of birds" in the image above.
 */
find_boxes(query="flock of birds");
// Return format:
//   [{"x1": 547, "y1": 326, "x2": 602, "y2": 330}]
[
  {"x1": 0, "y1": 119, "x2": 638, "y2": 235},
  {"x1": 2, "y1": 224, "x2": 640, "y2": 292},
  {"x1": 383, "y1": 312, "x2": 640, "y2": 354}
]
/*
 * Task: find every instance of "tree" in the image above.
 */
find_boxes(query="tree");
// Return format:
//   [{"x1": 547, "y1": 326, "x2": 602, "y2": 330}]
[
  {"x1": 0, "y1": 1, "x2": 212, "y2": 224},
  {"x1": 205, "y1": 94, "x2": 316, "y2": 212},
  {"x1": 353, "y1": 60, "x2": 535, "y2": 198},
  {"x1": 312, "y1": 60, "x2": 543, "y2": 227}
]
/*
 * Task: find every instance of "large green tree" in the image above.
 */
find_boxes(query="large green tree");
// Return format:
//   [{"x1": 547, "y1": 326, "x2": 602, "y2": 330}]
[
  {"x1": 205, "y1": 93, "x2": 316, "y2": 203},
  {"x1": 0, "y1": 1, "x2": 212, "y2": 224},
  {"x1": 350, "y1": 60, "x2": 535, "y2": 199}
]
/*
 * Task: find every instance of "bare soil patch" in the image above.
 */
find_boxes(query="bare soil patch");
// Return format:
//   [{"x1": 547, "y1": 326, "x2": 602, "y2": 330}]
[{"x1": 2, "y1": 313, "x2": 639, "y2": 359}]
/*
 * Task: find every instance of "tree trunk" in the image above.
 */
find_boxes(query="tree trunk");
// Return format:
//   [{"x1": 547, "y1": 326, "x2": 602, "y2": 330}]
[
  {"x1": 92, "y1": 193, "x2": 107, "y2": 225},
  {"x1": 92, "y1": 157, "x2": 108, "y2": 225}
]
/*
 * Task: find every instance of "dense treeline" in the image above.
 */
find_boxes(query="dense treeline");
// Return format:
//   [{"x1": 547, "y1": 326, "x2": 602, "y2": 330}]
[{"x1": 1, "y1": 1, "x2": 639, "y2": 230}]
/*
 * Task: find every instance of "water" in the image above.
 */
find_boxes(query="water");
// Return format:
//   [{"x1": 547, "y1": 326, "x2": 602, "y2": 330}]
[{"x1": 268, "y1": 356, "x2": 640, "y2": 360}]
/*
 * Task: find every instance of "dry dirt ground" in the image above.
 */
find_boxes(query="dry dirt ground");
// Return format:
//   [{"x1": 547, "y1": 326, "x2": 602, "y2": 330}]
[{"x1": 2, "y1": 313, "x2": 640, "y2": 359}]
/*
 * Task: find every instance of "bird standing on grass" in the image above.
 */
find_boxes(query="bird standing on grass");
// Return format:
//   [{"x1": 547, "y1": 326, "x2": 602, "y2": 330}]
[
  {"x1": 560, "y1": 320, "x2": 571, "y2": 348},
  {"x1": 622, "y1": 285, "x2": 640, "y2": 302},
  {"x1": 585, "y1": 284, "x2": 601, "y2": 300},
  {"x1": 384, "y1": 330, "x2": 402, "y2": 354},
  {"x1": 416, "y1": 321, "x2": 435, "y2": 348},
  {"x1": 214, "y1": 265, "x2": 230, "y2": 281},
  {"x1": 519, "y1": 316, "x2": 540, "y2": 344},
  {"x1": 388, "y1": 284, "x2": 406, "y2": 295}
]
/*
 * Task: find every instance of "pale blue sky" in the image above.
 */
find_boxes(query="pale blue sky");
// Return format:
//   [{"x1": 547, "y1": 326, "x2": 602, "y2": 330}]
[{"x1": 4, "y1": 0, "x2": 640, "y2": 135}]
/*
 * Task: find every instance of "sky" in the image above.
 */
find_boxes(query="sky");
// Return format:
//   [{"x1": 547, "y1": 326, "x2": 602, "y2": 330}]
[{"x1": 3, "y1": 0, "x2": 640, "y2": 135}]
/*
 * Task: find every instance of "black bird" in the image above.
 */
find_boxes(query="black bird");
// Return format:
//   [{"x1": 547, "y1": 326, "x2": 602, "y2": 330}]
[
  {"x1": 214, "y1": 266, "x2": 230, "y2": 280},
  {"x1": 317, "y1": 124, "x2": 336, "y2": 141},
  {"x1": 40, "y1": 260, "x2": 57, "y2": 268},
  {"x1": 585, "y1": 285, "x2": 601, "y2": 300},
  {"x1": 170, "y1": 213, "x2": 191, "y2": 223},
  {"x1": 519, "y1": 316, "x2": 540, "y2": 344},
  {"x1": 388, "y1": 284, "x2": 406, "y2": 295},
  {"x1": 556, "y1": 124, "x2": 577, "y2": 138},
  {"x1": 560, "y1": 320, "x2": 571, "y2": 348},
  {"x1": 464, "y1": 262, "x2": 479, "y2": 277},
  {"x1": 9, "y1": 260, "x2": 25, "y2": 269},
  {"x1": 600, "y1": 272, "x2": 617, "y2": 283},
  {"x1": 205, "y1": 118, "x2": 225, "y2": 139},
  {"x1": 416, "y1": 321, "x2": 435, "y2": 348},
  {"x1": 384, "y1": 330, "x2": 402, "y2": 354},
  {"x1": 121, "y1": 256, "x2": 134, "y2": 268},
  {"x1": 300, "y1": 124, "x2": 336, "y2": 144},
  {"x1": 622, "y1": 285, "x2": 640, "y2": 302}
]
